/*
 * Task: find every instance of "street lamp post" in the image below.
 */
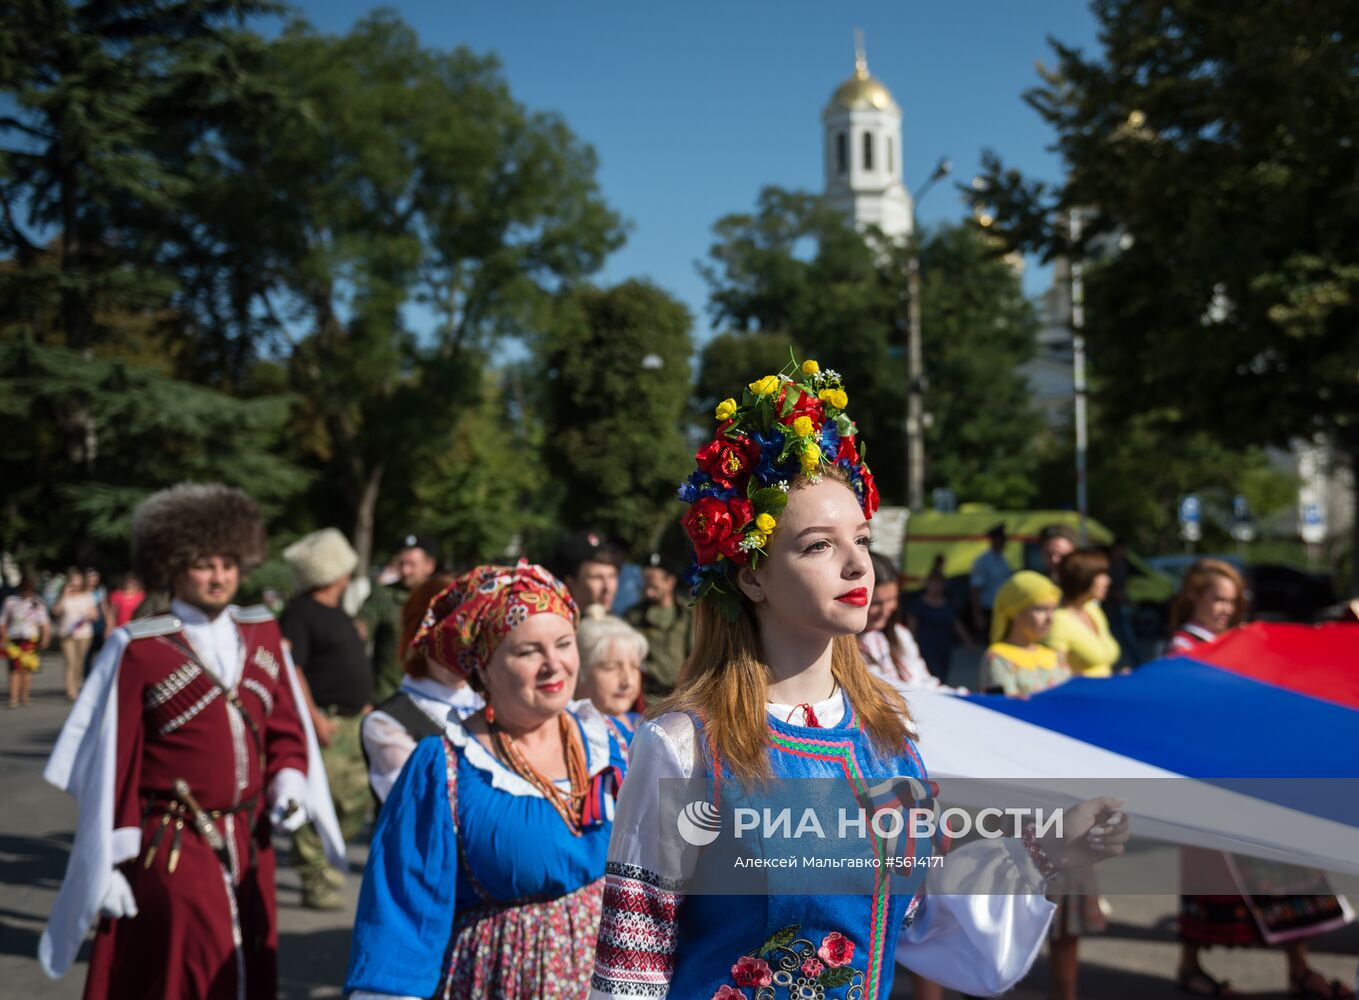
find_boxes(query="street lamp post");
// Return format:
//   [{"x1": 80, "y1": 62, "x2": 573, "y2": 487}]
[
  {"x1": 905, "y1": 156, "x2": 951, "y2": 511},
  {"x1": 1068, "y1": 209, "x2": 1089, "y2": 544}
]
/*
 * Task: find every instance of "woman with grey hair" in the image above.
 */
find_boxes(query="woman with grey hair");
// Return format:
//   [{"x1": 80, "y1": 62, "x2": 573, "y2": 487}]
[{"x1": 574, "y1": 606, "x2": 646, "y2": 746}]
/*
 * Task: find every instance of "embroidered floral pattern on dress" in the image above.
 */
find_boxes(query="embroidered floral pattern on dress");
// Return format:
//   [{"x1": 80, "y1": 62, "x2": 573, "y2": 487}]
[{"x1": 709, "y1": 926, "x2": 868, "y2": 1000}]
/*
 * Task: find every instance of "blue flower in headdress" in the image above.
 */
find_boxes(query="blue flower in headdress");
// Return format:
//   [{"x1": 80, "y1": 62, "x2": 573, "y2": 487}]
[
  {"x1": 684, "y1": 557, "x2": 727, "y2": 597},
  {"x1": 678, "y1": 470, "x2": 734, "y2": 504},
  {"x1": 819, "y1": 421, "x2": 841, "y2": 462},
  {"x1": 683, "y1": 559, "x2": 704, "y2": 596},
  {"x1": 752, "y1": 429, "x2": 794, "y2": 486},
  {"x1": 841, "y1": 460, "x2": 867, "y2": 503}
]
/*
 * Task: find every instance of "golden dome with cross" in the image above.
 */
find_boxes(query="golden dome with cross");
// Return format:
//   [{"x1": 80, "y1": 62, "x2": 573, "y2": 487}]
[{"x1": 827, "y1": 31, "x2": 899, "y2": 113}]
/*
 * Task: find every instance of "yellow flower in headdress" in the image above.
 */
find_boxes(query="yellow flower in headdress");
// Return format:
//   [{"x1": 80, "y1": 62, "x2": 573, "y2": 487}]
[
  {"x1": 819, "y1": 388, "x2": 848, "y2": 409},
  {"x1": 749, "y1": 375, "x2": 780, "y2": 398},
  {"x1": 714, "y1": 398, "x2": 737, "y2": 421},
  {"x1": 801, "y1": 359, "x2": 820, "y2": 376},
  {"x1": 755, "y1": 513, "x2": 777, "y2": 534},
  {"x1": 792, "y1": 415, "x2": 814, "y2": 438},
  {"x1": 800, "y1": 441, "x2": 822, "y2": 470},
  {"x1": 747, "y1": 531, "x2": 768, "y2": 549}
]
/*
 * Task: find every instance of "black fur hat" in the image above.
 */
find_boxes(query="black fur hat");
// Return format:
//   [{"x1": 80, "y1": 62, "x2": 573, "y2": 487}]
[{"x1": 130, "y1": 484, "x2": 267, "y2": 590}]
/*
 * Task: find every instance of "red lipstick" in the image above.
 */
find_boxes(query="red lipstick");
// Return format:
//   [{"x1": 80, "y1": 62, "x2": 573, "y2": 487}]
[
  {"x1": 836, "y1": 587, "x2": 869, "y2": 607},
  {"x1": 537, "y1": 679, "x2": 566, "y2": 694}
]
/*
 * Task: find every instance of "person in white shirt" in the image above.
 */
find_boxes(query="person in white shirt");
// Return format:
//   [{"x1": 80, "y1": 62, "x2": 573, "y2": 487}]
[{"x1": 360, "y1": 573, "x2": 483, "y2": 804}]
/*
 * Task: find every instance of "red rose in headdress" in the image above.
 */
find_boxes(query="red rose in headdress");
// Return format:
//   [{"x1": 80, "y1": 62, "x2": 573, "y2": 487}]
[
  {"x1": 836, "y1": 435, "x2": 860, "y2": 465},
  {"x1": 860, "y1": 467, "x2": 880, "y2": 518},
  {"x1": 720, "y1": 497, "x2": 754, "y2": 561},
  {"x1": 683, "y1": 497, "x2": 737, "y2": 565},
  {"x1": 776, "y1": 384, "x2": 825, "y2": 430},
  {"x1": 695, "y1": 433, "x2": 761, "y2": 490}
]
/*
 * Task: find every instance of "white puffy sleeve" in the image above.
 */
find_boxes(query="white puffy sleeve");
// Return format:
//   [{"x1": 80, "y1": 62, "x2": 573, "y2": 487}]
[
  {"x1": 895, "y1": 838, "x2": 1056, "y2": 995},
  {"x1": 360, "y1": 710, "x2": 418, "y2": 804},
  {"x1": 589, "y1": 713, "x2": 697, "y2": 999}
]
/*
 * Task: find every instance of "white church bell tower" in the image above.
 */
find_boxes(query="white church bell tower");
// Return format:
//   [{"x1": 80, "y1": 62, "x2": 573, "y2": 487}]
[{"x1": 823, "y1": 32, "x2": 914, "y2": 242}]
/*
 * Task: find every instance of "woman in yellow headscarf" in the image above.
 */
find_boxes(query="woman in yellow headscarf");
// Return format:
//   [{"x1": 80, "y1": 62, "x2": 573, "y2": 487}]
[
  {"x1": 981, "y1": 570, "x2": 1070, "y2": 697},
  {"x1": 983, "y1": 570, "x2": 1107, "y2": 1000}
]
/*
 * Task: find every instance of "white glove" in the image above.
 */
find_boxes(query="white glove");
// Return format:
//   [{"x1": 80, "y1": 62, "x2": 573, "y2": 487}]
[
  {"x1": 98, "y1": 869, "x2": 138, "y2": 919},
  {"x1": 269, "y1": 798, "x2": 308, "y2": 834}
]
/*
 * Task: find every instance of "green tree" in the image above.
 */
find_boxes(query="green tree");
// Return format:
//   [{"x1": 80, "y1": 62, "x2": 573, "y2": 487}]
[
  {"x1": 0, "y1": 337, "x2": 306, "y2": 567},
  {"x1": 406, "y1": 367, "x2": 554, "y2": 565},
  {"x1": 701, "y1": 186, "x2": 1040, "y2": 505},
  {"x1": 973, "y1": 0, "x2": 1359, "y2": 591},
  {"x1": 693, "y1": 330, "x2": 798, "y2": 419},
  {"x1": 0, "y1": 0, "x2": 283, "y2": 352},
  {"x1": 540, "y1": 280, "x2": 693, "y2": 553},
  {"x1": 918, "y1": 224, "x2": 1043, "y2": 505},
  {"x1": 1033, "y1": 406, "x2": 1296, "y2": 552},
  {"x1": 237, "y1": 13, "x2": 624, "y2": 570}
]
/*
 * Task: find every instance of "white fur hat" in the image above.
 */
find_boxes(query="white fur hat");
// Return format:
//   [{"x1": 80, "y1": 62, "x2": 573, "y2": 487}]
[{"x1": 283, "y1": 528, "x2": 359, "y2": 591}]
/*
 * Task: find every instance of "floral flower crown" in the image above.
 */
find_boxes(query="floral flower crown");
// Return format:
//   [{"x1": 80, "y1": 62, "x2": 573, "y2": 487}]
[{"x1": 679, "y1": 357, "x2": 880, "y2": 618}]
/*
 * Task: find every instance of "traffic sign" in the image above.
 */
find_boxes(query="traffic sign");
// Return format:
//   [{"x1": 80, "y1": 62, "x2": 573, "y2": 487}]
[
  {"x1": 1179, "y1": 494, "x2": 1201, "y2": 543},
  {"x1": 1231, "y1": 494, "x2": 1255, "y2": 543},
  {"x1": 931, "y1": 487, "x2": 957, "y2": 513},
  {"x1": 1298, "y1": 489, "x2": 1326, "y2": 544}
]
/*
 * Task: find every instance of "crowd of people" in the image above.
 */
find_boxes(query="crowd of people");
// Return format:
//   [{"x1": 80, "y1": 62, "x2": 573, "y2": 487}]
[
  {"x1": 0, "y1": 567, "x2": 146, "y2": 707},
  {"x1": 11, "y1": 359, "x2": 1351, "y2": 1000},
  {"x1": 963, "y1": 541, "x2": 1353, "y2": 1000}
]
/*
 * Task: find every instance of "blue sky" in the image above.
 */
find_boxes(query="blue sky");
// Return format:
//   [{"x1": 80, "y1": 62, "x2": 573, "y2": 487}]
[{"x1": 287, "y1": 1, "x2": 1103, "y2": 341}]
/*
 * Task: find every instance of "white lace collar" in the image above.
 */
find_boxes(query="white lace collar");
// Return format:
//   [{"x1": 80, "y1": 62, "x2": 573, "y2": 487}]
[{"x1": 444, "y1": 698, "x2": 613, "y2": 798}]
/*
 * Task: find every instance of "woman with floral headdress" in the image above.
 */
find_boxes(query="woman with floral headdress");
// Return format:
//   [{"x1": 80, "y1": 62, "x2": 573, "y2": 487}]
[
  {"x1": 345, "y1": 561, "x2": 628, "y2": 1000},
  {"x1": 589, "y1": 360, "x2": 1131, "y2": 1000}
]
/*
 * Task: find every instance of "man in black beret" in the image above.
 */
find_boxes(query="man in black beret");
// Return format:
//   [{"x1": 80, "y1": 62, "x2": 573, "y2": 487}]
[
  {"x1": 625, "y1": 552, "x2": 692, "y2": 699},
  {"x1": 359, "y1": 534, "x2": 439, "y2": 702},
  {"x1": 551, "y1": 530, "x2": 622, "y2": 616}
]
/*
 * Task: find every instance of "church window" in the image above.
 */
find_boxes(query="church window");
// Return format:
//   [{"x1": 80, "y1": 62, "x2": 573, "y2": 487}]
[
  {"x1": 863, "y1": 131, "x2": 874, "y2": 171},
  {"x1": 836, "y1": 132, "x2": 847, "y2": 174},
  {"x1": 887, "y1": 137, "x2": 894, "y2": 173}
]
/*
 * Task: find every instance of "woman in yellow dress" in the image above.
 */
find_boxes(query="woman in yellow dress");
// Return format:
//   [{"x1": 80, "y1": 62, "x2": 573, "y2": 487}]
[
  {"x1": 981, "y1": 571, "x2": 1069, "y2": 696},
  {"x1": 1045, "y1": 549, "x2": 1121, "y2": 677}
]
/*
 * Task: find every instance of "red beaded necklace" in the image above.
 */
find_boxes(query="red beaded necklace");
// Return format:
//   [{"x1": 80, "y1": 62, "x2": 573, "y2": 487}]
[{"x1": 491, "y1": 712, "x2": 590, "y2": 836}]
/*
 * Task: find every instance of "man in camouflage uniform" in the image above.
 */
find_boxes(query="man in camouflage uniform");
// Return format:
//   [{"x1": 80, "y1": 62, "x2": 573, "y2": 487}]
[
  {"x1": 626, "y1": 552, "x2": 693, "y2": 700},
  {"x1": 359, "y1": 534, "x2": 438, "y2": 703}
]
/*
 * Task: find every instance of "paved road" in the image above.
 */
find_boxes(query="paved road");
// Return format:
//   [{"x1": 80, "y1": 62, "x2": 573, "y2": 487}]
[{"x1": 2, "y1": 652, "x2": 1354, "y2": 998}]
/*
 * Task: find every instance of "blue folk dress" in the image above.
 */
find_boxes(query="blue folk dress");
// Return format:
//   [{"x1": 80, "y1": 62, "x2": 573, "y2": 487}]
[
  {"x1": 589, "y1": 689, "x2": 1056, "y2": 1000},
  {"x1": 346, "y1": 700, "x2": 627, "y2": 1000}
]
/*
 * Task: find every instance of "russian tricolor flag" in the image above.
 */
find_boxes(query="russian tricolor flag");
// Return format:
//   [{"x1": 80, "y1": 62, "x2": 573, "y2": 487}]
[{"x1": 901, "y1": 623, "x2": 1359, "y2": 876}]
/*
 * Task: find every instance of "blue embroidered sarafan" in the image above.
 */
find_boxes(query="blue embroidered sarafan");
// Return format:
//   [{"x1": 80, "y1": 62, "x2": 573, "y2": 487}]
[{"x1": 668, "y1": 694, "x2": 930, "y2": 1000}]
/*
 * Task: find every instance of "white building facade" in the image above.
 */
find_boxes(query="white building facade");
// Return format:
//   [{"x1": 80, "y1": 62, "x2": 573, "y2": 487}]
[{"x1": 822, "y1": 43, "x2": 914, "y2": 243}]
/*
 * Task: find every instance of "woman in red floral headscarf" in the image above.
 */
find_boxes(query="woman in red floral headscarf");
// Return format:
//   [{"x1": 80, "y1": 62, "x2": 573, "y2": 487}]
[{"x1": 346, "y1": 561, "x2": 629, "y2": 1000}]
